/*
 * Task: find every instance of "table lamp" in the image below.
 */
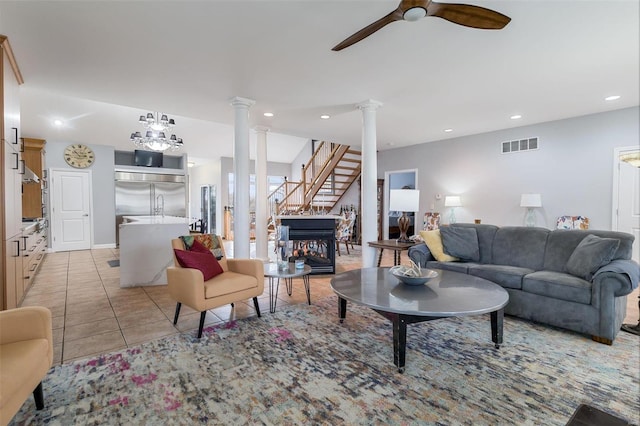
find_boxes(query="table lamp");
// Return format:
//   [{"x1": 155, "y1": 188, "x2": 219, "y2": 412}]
[
  {"x1": 389, "y1": 189, "x2": 420, "y2": 242},
  {"x1": 520, "y1": 193, "x2": 542, "y2": 227},
  {"x1": 444, "y1": 196, "x2": 462, "y2": 224}
]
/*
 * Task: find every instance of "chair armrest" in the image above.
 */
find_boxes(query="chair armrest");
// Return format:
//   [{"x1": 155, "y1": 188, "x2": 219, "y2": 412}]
[
  {"x1": 227, "y1": 259, "x2": 265, "y2": 281},
  {"x1": 167, "y1": 266, "x2": 207, "y2": 309},
  {"x1": 0, "y1": 306, "x2": 53, "y2": 347}
]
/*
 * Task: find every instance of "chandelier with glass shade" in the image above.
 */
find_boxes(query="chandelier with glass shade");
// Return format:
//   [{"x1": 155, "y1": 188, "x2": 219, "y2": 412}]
[{"x1": 130, "y1": 112, "x2": 184, "y2": 152}]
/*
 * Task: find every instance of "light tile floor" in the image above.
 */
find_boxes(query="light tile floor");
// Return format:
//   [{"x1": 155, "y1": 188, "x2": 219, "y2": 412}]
[
  {"x1": 21, "y1": 244, "x2": 369, "y2": 366},
  {"x1": 21, "y1": 244, "x2": 639, "y2": 366}
]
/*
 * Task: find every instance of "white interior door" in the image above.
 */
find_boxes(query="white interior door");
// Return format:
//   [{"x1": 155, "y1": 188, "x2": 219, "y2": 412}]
[
  {"x1": 613, "y1": 147, "x2": 640, "y2": 263},
  {"x1": 51, "y1": 169, "x2": 92, "y2": 251}
]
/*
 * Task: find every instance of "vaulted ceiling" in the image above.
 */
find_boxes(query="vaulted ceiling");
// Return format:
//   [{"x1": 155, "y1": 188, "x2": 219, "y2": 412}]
[{"x1": 1, "y1": 1, "x2": 638, "y2": 164}]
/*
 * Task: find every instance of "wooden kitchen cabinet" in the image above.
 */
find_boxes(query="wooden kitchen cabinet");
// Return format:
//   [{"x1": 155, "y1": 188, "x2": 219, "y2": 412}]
[
  {"x1": 21, "y1": 222, "x2": 46, "y2": 295},
  {"x1": 1, "y1": 35, "x2": 24, "y2": 310},
  {"x1": 22, "y1": 138, "x2": 46, "y2": 219}
]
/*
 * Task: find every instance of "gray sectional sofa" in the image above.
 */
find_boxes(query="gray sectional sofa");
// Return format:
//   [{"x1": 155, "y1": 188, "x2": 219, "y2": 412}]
[{"x1": 408, "y1": 223, "x2": 639, "y2": 344}]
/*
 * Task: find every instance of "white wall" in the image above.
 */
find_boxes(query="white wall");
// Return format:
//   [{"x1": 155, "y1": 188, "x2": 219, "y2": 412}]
[
  {"x1": 377, "y1": 107, "x2": 639, "y2": 230},
  {"x1": 290, "y1": 139, "x2": 312, "y2": 182},
  {"x1": 45, "y1": 141, "x2": 116, "y2": 246}
]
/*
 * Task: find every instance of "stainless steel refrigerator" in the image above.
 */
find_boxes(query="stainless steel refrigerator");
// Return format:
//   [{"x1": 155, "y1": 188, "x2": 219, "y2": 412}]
[{"x1": 115, "y1": 171, "x2": 187, "y2": 245}]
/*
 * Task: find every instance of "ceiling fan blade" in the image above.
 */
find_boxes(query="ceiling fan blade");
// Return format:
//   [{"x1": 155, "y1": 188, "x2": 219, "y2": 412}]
[
  {"x1": 332, "y1": 9, "x2": 403, "y2": 51},
  {"x1": 427, "y1": 2, "x2": 511, "y2": 29}
]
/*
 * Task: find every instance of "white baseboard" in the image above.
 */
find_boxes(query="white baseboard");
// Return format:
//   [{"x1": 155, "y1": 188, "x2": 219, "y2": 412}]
[{"x1": 92, "y1": 243, "x2": 117, "y2": 249}]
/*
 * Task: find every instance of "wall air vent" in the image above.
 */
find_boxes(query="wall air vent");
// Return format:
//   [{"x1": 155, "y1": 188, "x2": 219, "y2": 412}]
[{"x1": 502, "y1": 137, "x2": 539, "y2": 154}]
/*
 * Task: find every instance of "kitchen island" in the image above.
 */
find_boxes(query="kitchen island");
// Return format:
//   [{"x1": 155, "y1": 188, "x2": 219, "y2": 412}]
[{"x1": 119, "y1": 215, "x2": 190, "y2": 287}]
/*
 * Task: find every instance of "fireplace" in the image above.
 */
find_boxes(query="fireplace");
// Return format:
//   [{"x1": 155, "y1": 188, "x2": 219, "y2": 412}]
[{"x1": 279, "y1": 217, "x2": 337, "y2": 275}]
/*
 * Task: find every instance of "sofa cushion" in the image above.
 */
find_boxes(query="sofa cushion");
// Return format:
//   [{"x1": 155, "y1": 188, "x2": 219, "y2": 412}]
[
  {"x1": 450, "y1": 224, "x2": 499, "y2": 264},
  {"x1": 419, "y1": 230, "x2": 459, "y2": 262},
  {"x1": 468, "y1": 264, "x2": 534, "y2": 289},
  {"x1": 204, "y1": 271, "x2": 259, "y2": 299},
  {"x1": 440, "y1": 226, "x2": 480, "y2": 262},
  {"x1": 426, "y1": 260, "x2": 473, "y2": 274},
  {"x1": 522, "y1": 271, "x2": 592, "y2": 305},
  {"x1": 491, "y1": 227, "x2": 549, "y2": 270},
  {"x1": 189, "y1": 239, "x2": 212, "y2": 254},
  {"x1": 174, "y1": 249, "x2": 224, "y2": 281},
  {"x1": 565, "y1": 234, "x2": 620, "y2": 281}
]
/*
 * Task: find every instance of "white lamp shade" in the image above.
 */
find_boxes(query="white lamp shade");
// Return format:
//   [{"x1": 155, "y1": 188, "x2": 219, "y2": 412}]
[
  {"x1": 390, "y1": 189, "x2": 420, "y2": 212},
  {"x1": 444, "y1": 196, "x2": 462, "y2": 207},
  {"x1": 520, "y1": 193, "x2": 542, "y2": 207}
]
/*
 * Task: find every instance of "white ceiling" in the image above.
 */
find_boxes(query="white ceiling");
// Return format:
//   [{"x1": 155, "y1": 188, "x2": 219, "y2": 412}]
[{"x1": 1, "y1": 0, "x2": 638, "y2": 164}]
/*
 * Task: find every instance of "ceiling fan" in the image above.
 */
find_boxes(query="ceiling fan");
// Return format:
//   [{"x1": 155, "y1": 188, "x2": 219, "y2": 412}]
[{"x1": 332, "y1": 0, "x2": 511, "y2": 51}]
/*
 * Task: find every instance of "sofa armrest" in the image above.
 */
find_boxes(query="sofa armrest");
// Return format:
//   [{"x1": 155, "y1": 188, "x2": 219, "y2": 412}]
[
  {"x1": 408, "y1": 244, "x2": 434, "y2": 268},
  {"x1": 167, "y1": 266, "x2": 207, "y2": 309},
  {"x1": 227, "y1": 259, "x2": 264, "y2": 282},
  {"x1": 593, "y1": 259, "x2": 639, "y2": 297},
  {"x1": 0, "y1": 307, "x2": 53, "y2": 349}
]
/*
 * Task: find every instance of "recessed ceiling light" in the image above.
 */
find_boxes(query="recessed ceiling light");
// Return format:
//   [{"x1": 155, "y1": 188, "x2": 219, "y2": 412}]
[
  {"x1": 605, "y1": 95, "x2": 621, "y2": 101},
  {"x1": 320, "y1": 115, "x2": 330, "y2": 120},
  {"x1": 53, "y1": 119, "x2": 63, "y2": 126},
  {"x1": 510, "y1": 115, "x2": 522, "y2": 120},
  {"x1": 444, "y1": 128, "x2": 453, "y2": 133},
  {"x1": 263, "y1": 112, "x2": 274, "y2": 117},
  {"x1": 187, "y1": 161, "x2": 195, "y2": 168}
]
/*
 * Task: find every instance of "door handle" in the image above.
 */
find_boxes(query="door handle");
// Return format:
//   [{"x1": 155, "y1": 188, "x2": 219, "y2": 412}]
[
  {"x1": 83, "y1": 214, "x2": 89, "y2": 217},
  {"x1": 11, "y1": 127, "x2": 18, "y2": 145},
  {"x1": 21, "y1": 236, "x2": 28, "y2": 251},
  {"x1": 14, "y1": 240, "x2": 21, "y2": 257},
  {"x1": 12, "y1": 153, "x2": 19, "y2": 170},
  {"x1": 19, "y1": 159, "x2": 26, "y2": 175}
]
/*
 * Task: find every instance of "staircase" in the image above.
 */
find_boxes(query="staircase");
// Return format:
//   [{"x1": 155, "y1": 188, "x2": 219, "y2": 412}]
[{"x1": 268, "y1": 141, "x2": 361, "y2": 218}]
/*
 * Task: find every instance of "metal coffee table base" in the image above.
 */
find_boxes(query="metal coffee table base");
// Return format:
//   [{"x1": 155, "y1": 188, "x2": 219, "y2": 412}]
[
  {"x1": 268, "y1": 275, "x2": 311, "y2": 313},
  {"x1": 338, "y1": 297, "x2": 504, "y2": 373}
]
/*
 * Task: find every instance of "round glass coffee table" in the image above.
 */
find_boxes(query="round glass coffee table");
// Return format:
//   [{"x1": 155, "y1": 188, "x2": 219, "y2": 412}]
[
  {"x1": 330, "y1": 267, "x2": 509, "y2": 373},
  {"x1": 263, "y1": 263, "x2": 312, "y2": 313}
]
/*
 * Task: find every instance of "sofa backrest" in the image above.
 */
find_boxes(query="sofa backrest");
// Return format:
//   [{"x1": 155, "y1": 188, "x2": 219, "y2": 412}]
[
  {"x1": 450, "y1": 223, "x2": 499, "y2": 264},
  {"x1": 543, "y1": 229, "x2": 635, "y2": 272},
  {"x1": 491, "y1": 226, "x2": 550, "y2": 270}
]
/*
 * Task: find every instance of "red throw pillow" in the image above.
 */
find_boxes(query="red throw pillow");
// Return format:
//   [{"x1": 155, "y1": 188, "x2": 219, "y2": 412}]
[
  {"x1": 189, "y1": 239, "x2": 212, "y2": 254},
  {"x1": 173, "y1": 249, "x2": 224, "y2": 281}
]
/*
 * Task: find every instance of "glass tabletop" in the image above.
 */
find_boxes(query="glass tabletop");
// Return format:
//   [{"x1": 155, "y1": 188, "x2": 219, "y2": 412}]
[
  {"x1": 264, "y1": 262, "x2": 312, "y2": 278},
  {"x1": 330, "y1": 267, "x2": 509, "y2": 317}
]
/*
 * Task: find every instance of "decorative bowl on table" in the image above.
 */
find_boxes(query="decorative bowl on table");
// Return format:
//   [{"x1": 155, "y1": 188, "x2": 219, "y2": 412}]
[{"x1": 390, "y1": 267, "x2": 438, "y2": 286}]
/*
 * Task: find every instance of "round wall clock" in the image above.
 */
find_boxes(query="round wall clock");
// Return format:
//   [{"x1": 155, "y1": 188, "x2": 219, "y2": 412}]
[{"x1": 64, "y1": 144, "x2": 95, "y2": 168}]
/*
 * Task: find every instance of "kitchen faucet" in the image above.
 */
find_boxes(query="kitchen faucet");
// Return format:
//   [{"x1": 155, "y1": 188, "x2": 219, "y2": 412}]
[{"x1": 155, "y1": 194, "x2": 165, "y2": 217}]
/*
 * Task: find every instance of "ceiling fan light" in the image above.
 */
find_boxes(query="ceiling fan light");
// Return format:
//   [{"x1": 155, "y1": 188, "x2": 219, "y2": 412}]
[{"x1": 403, "y1": 7, "x2": 426, "y2": 22}]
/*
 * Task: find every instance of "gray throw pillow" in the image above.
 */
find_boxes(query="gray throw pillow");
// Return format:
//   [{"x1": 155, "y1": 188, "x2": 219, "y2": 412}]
[
  {"x1": 440, "y1": 226, "x2": 480, "y2": 262},
  {"x1": 565, "y1": 234, "x2": 620, "y2": 281}
]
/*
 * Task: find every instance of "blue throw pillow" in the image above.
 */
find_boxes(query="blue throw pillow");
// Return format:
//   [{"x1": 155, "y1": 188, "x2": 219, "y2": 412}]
[
  {"x1": 565, "y1": 234, "x2": 620, "y2": 281},
  {"x1": 440, "y1": 226, "x2": 480, "y2": 262}
]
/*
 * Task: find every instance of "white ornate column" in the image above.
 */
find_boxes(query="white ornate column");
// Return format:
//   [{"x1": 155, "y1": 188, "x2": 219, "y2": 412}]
[
  {"x1": 230, "y1": 96, "x2": 255, "y2": 259},
  {"x1": 357, "y1": 99, "x2": 383, "y2": 268},
  {"x1": 254, "y1": 126, "x2": 269, "y2": 262}
]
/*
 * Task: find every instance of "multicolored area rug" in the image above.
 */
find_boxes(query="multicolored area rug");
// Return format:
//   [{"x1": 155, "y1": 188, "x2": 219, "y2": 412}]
[{"x1": 11, "y1": 297, "x2": 640, "y2": 425}]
